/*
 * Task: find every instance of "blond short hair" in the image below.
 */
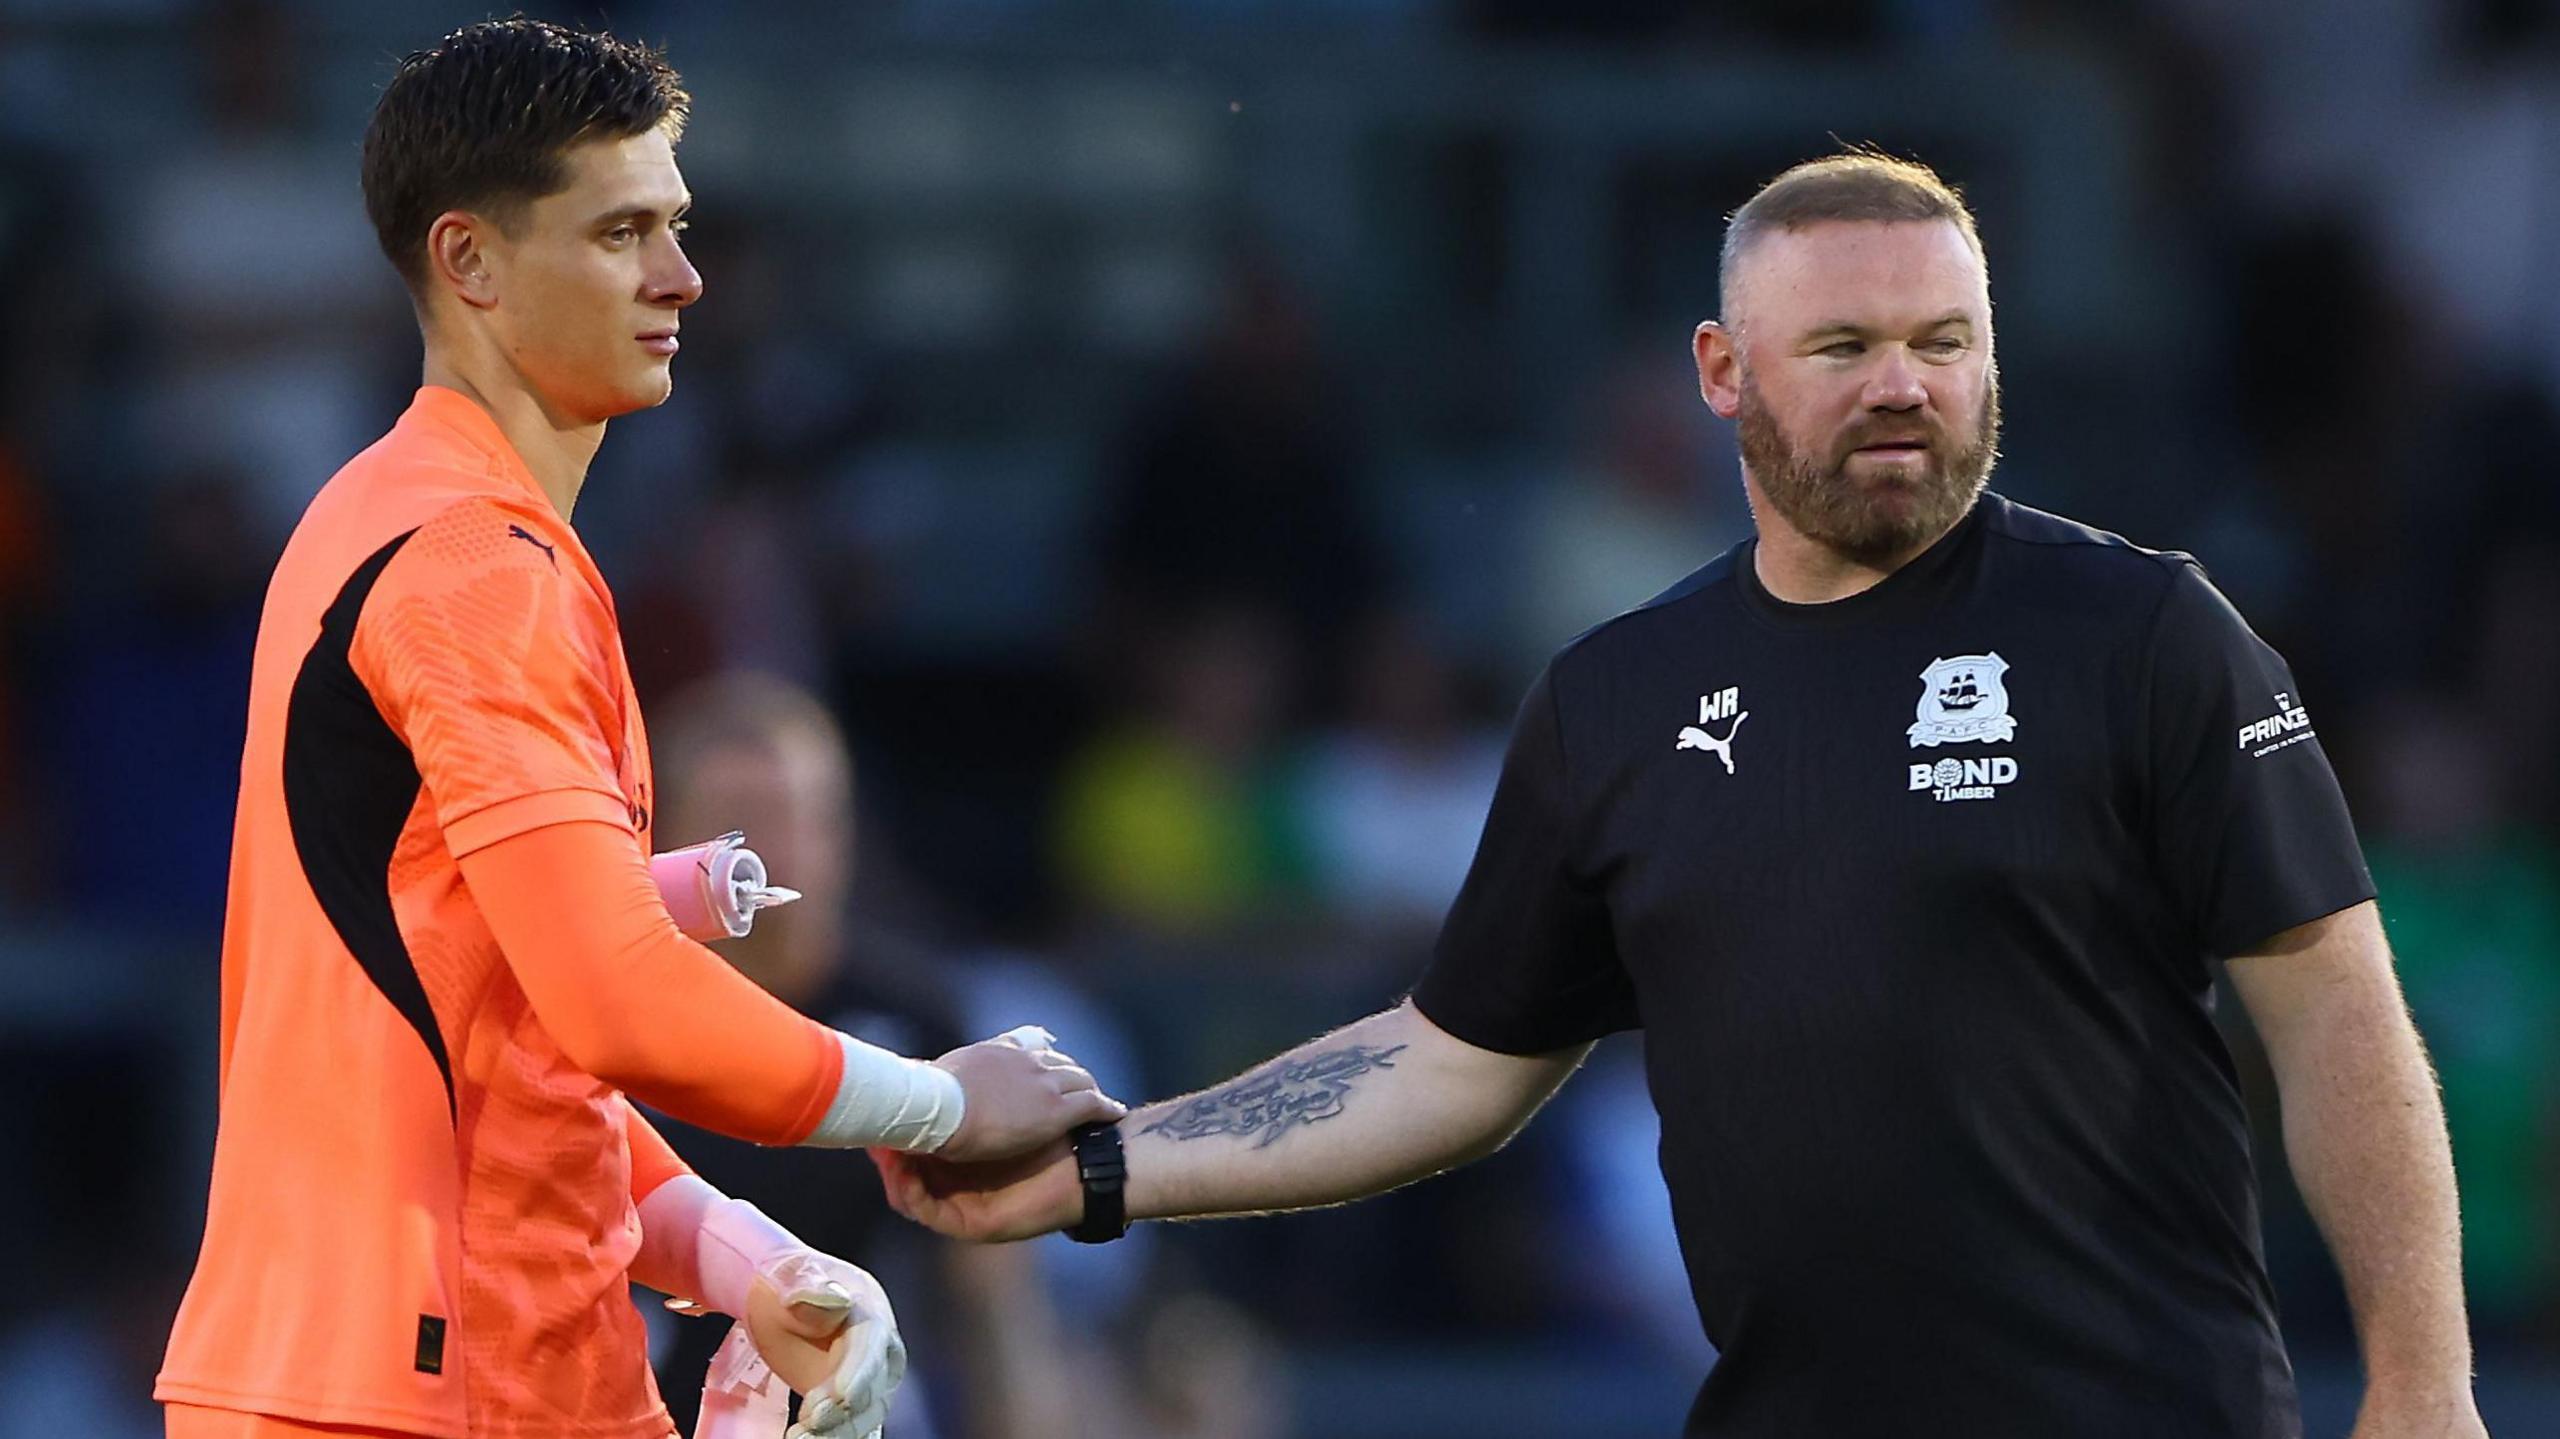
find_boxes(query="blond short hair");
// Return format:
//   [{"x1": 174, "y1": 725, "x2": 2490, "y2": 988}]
[{"x1": 1720, "y1": 149, "x2": 1986, "y2": 318}]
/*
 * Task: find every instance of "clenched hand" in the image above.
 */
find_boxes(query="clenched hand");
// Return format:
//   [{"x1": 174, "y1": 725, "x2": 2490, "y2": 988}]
[{"x1": 930, "y1": 1025, "x2": 1125, "y2": 1162}]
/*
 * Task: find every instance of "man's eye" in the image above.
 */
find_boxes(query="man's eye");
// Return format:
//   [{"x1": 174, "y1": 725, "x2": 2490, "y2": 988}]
[
  {"x1": 1818, "y1": 341, "x2": 1863, "y2": 357},
  {"x1": 669, "y1": 218, "x2": 691, "y2": 235},
  {"x1": 605, "y1": 226, "x2": 636, "y2": 244},
  {"x1": 1923, "y1": 338, "x2": 1966, "y2": 354}
]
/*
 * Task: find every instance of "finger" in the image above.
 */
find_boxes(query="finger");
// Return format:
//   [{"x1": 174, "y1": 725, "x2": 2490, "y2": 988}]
[
  {"x1": 802, "y1": 1317, "x2": 899, "y2": 1436},
  {"x1": 1061, "y1": 1087, "x2": 1129, "y2": 1125},
  {"x1": 806, "y1": 1392, "x2": 890, "y2": 1438},
  {"x1": 786, "y1": 1282, "x2": 854, "y2": 1315},
  {"x1": 793, "y1": 1409, "x2": 879, "y2": 1439},
  {"x1": 828, "y1": 1340, "x2": 901, "y2": 1437},
  {"x1": 867, "y1": 1150, "x2": 927, "y2": 1216},
  {"x1": 1043, "y1": 1066, "x2": 1124, "y2": 1111},
  {"x1": 788, "y1": 1293, "x2": 853, "y2": 1332},
  {"x1": 990, "y1": 1024, "x2": 1055, "y2": 1052}
]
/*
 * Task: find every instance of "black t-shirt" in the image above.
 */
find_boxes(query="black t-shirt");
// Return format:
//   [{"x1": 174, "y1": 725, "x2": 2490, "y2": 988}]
[{"x1": 1413, "y1": 493, "x2": 2373, "y2": 1439}]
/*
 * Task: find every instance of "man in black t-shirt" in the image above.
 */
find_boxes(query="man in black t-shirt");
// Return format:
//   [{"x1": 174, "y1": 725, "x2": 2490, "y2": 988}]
[{"x1": 876, "y1": 153, "x2": 2483, "y2": 1438}]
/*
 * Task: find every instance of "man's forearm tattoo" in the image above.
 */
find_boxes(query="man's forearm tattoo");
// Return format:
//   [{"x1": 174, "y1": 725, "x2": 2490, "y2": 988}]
[{"x1": 1141, "y1": 1044, "x2": 1410, "y2": 1149}]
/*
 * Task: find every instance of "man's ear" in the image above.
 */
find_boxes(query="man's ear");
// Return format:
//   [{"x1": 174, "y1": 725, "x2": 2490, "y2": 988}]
[
  {"x1": 1694, "y1": 320, "x2": 1743, "y2": 420},
  {"x1": 426, "y1": 210, "x2": 501, "y2": 313}
]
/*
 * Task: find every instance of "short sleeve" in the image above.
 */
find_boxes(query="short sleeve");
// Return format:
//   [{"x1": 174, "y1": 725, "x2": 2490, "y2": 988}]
[
  {"x1": 1411, "y1": 666, "x2": 1635, "y2": 1053},
  {"x1": 354, "y1": 501, "x2": 634, "y2": 859},
  {"x1": 2141, "y1": 560, "x2": 2374, "y2": 956}
]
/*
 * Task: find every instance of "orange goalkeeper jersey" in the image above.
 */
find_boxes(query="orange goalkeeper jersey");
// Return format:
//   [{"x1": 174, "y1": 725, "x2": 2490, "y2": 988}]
[{"x1": 160, "y1": 387, "x2": 705, "y2": 1438}]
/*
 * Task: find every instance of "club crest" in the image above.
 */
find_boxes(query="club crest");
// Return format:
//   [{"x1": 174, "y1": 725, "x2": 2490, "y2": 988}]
[{"x1": 1908, "y1": 652, "x2": 2016, "y2": 747}]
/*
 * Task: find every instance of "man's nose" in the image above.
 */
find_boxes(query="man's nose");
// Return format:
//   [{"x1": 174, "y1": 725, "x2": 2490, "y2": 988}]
[
  {"x1": 1864, "y1": 346, "x2": 1927, "y2": 411},
  {"x1": 652, "y1": 241, "x2": 704, "y2": 308}
]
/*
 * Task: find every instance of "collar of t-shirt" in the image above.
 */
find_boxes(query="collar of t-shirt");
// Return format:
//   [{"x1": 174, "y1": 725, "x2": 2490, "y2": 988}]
[
  {"x1": 407, "y1": 385, "x2": 559, "y2": 520},
  {"x1": 1732, "y1": 491, "x2": 1998, "y2": 631}
]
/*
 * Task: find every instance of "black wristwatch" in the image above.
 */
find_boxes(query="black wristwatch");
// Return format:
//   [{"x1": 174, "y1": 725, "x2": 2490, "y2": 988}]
[{"x1": 1065, "y1": 1121, "x2": 1128, "y2": 1244}]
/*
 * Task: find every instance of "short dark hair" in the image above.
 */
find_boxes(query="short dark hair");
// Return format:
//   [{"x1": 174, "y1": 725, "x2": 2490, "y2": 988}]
[
  {"x1": 360, "y1": 18, "x2": 690, "y2": 294},
  {"x1": 1720, "y1": 148, "x2": 1985, "y2": 317}
]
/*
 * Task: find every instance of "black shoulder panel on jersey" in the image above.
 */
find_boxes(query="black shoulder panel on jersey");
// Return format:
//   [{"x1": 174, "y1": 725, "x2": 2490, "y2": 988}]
[{"x1": 281, "y1": 528, "x2": 455, "y2": 1120}]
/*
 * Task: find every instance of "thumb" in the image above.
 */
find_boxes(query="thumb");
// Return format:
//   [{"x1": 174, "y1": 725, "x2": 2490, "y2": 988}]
[
  {"x1": 868, "y1": 1148, "x2": 929, "y2": 1200},
  {"x1": 785, "y1": 1288, "x2": 853, "y2": 1337},
  {"x1": 756, "y1": 1256, "x2": 854, "y2": 1341}
]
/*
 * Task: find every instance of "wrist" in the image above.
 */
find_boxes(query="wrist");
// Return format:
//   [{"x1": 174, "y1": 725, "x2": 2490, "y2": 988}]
[
  {"x1": 635, "y1": 1176, "x2": 806, "y2": 1318},
  {"x1": 1045, "y1": 1147, "x2": 1089, "y2": 1234},
  {"x1": 1064, "y1": 1122, "x2": 1128, "y2": 1243},
  {"x1": 805, "y1": 1032, "x2": 965, "y2": 1152},
  {"x1": 695, "y1": 1194, "x2": 804, "y2": 1317},
  {"x1": 2362, "y1": 1338, "x2": 2477, "y2": 1393},
  {"x1": 2360, "y1": 1374, "x2": 2478, "y2": 1406}
]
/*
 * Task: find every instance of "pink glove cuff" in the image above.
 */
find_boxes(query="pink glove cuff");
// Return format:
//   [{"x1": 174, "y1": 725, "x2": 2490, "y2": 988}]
[
  {"x1": 697, "y1": 1194, "x2": 821, "y2": 1319},
  {"x1": 651, "y1": 832, "x2": 802, "y2": 941},
  {"x1": 638, "y1": 1176, "x2": 821, "y2": 1319}
]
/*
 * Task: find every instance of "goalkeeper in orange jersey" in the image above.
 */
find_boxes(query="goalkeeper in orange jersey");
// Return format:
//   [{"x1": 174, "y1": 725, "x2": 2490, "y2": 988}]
[{"x1": 154, "y1": 19, "x2": 1122, "y2": 1439}]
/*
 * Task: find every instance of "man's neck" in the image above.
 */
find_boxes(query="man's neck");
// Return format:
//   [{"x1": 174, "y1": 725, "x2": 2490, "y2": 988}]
[
  {"x1": 1746, "y1": 484, "x2": 1963, "y2": 606},
  {"x1": 420, "y1": 349, "x2": 603, "y2": 520}
]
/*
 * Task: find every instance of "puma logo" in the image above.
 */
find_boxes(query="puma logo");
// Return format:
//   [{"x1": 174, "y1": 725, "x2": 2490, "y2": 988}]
[
  {"x1": 507, "y1": 524, "x2": 558, "y2": 568},
  {"x1": 1675, "y1": 711, "x2": 1748, "y2": 774}
]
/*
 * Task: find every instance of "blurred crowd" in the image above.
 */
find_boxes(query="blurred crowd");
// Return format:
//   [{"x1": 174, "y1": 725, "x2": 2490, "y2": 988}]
[{"x1": 4, "y1": 0, "x2": 2560, "y2": 1434}]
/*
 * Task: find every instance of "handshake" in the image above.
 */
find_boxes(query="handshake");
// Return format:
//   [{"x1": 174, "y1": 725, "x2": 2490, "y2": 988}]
[
  {"x1": 925, "y1": 1023, "x2": 1125, "y2": 1162},
  {"x1": 680, "y1": 1023, "x2": 1123, "y2": 1439}
]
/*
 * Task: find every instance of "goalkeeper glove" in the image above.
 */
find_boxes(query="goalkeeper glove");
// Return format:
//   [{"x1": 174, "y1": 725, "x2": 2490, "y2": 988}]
[{"x1": 641, "y1": 1177, "x2": 904, "y2": 1438}]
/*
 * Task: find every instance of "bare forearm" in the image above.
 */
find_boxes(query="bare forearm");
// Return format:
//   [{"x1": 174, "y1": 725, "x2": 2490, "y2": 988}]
[
  {"x1": 2277, "y1": 991, "x2": 2470, "y2": 1395},
  {"x1": 2235, "y1": 905, "x2": 2473, "y2": 1409},
  {"x1": 1124, "y1": 1001, "x2": 1583, "y2": 1222},
  {"x1": 870, "y1": 1002, "x2": 1587, "y2": 1244}
]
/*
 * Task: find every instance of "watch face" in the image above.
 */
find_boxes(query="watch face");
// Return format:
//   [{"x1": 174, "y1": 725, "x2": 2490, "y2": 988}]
[{"x1": 1074, "y1": 1123, "x2": 1126, "y2": 1176}]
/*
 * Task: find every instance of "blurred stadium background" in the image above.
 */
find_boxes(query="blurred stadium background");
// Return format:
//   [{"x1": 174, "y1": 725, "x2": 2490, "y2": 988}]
[{"x1": 4, "y1": 0, "x2": 2560, "y2": 1434}]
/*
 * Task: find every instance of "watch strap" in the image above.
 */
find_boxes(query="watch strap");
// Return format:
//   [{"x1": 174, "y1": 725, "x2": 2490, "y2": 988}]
[{"x1": 1065, "y1": 1121, "x2": 1128, "y2": 1244}]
